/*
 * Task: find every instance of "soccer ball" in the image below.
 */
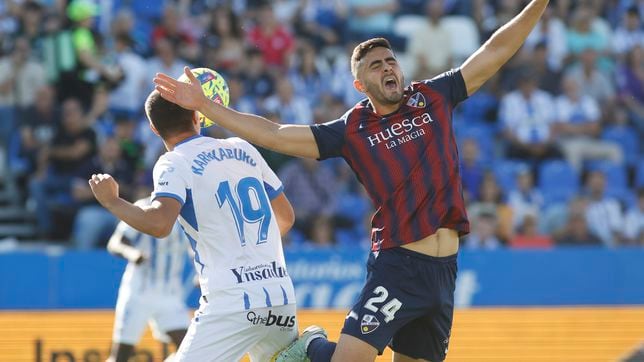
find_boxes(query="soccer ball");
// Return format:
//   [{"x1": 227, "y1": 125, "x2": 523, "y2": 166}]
[{"x1": 178, "y1": 67, "x2": 229, "y2": 128}]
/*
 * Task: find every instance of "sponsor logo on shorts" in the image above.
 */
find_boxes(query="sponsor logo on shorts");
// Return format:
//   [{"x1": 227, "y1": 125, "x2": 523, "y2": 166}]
[
  {"x1": 246, "y1": 310, "x2": 295, "y2": 331},
  {"x1": 231, "y1": 261, "x2": 288, "y2": 284},
  {"x1": 360, "y1": 314, "x2": 380, "y2": 334}
]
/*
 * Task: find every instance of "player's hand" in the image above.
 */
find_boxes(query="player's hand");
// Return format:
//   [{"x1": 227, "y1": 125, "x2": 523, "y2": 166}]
[
  {"x1": 153, "y1": 67, "x2": 207, "y2": 111},
  {"x1": 88, "y1": 173, "x2": 119, "y2": 209},
  {"x1": 133, "y1": 250, "x2": 146, "y2": 265}
]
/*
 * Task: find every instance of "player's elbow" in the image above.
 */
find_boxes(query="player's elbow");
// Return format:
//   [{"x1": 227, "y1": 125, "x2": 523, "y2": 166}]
[{"x1": 150, "y1": 223, "x2": 173, "y2": 239}]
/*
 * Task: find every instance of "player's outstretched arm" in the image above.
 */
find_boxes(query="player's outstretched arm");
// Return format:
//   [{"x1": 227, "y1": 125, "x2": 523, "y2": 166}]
[
  {"x1": 153, "y1": 68, "x2": 320, "y2": 159},
  {"x1": 271, "y1": 193, "x2": 295, "y2": 237},
  {"x1": 89, "y1": 174, "x2": 181, "y2": 238},
  {"x1": 460, "y1": 0, "x2": 549, "y2": 95}
]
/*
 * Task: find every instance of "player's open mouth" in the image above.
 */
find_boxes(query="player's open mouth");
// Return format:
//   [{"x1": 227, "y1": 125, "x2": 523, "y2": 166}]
[{"x1": 384, "y1": 77, "x2": 397, "y2": 90}]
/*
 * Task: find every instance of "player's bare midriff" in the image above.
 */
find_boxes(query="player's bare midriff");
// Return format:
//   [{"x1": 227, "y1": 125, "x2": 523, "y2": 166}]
[{"x1": 401, "y1": 228, "x2": 459, "y2": 257}]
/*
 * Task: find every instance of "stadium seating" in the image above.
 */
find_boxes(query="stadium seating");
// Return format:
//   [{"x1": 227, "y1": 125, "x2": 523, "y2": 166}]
[
  {"x1": 493, "y1": 160, "x2": 530, "y2": 192},
  {"x1": 602, "y1": 126, "x2": 640, "y2": 166},
  {"x1": 538, "y1": 160, "x2": 579, "y2": 205},
  {"x1": 443, "y1": 16, "x2": 481, "y2": 63}
]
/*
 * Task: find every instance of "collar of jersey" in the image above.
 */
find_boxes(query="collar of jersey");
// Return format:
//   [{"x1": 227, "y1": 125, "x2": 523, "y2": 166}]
[{"x1": 175, "y1": 134, "x2": 203, "y2": 147}]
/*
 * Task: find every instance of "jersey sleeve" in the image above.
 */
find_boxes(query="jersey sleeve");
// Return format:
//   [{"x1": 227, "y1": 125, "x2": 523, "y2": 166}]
[
  {"x1": 421, "y1": 68, "x2": 469, "y2": 106},
  {"x1": 151, "y1": 153, "x2": 191, "y2": 205},
  {"x1": 310, "y1": 114, "x2": 348, "y2": 160}
]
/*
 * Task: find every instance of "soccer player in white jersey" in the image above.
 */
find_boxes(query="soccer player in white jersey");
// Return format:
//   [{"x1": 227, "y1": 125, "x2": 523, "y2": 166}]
[
  {"x1": 106, "y1": 197, "x2": 192, "y2": 362},
  {"x1": 89, "y1": 89, "x2": 298, "y2": 362}
]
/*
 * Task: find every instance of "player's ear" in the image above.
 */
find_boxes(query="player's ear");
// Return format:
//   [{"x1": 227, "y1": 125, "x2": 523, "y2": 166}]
[
  {"x1": 353, "y1": 79, "x2": 366, "y2": 94},
  {"x1": 192, "y1": 111, "x2": 200, "y2": 129}
]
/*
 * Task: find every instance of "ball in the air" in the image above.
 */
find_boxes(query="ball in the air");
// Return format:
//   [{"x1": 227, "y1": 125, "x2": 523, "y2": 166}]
[{"x1": 178, "y1": 67, "x2": 229, "y2": 128}]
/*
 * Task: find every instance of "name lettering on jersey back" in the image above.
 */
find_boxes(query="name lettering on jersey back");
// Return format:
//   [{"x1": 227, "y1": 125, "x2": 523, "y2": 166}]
[
  {"x1": 191, "y1": 147, "x2": 257, "y2": 175},
  {"x1": 231, "y1": 261, "x2": 288, "y2": 284},
  {"x1": 366, "y1": 112, "x2": 433, "y2": 149}
]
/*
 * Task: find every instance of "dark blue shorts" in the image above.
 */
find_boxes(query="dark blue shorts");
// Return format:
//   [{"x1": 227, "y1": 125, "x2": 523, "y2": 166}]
[{"x1": 341, "y1": 247, "x2": 457, "y2": 361}]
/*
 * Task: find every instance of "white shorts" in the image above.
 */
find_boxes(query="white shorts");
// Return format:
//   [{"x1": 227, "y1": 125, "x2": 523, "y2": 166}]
[
  {"x1": 112, "y1": 290, "x2": 191, "y2": 345},
  {"x1": 175, "y1": 301, "x2": 298, "y2": 362}
]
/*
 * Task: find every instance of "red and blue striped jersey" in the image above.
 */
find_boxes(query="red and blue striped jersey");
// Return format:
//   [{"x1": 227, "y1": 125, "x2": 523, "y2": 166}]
[{"x1": 311, "y1": 69, "x2": 470, "y2": 251}]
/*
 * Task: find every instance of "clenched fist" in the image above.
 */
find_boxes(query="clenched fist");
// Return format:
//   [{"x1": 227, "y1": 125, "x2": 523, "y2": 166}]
[{"x1": 88, "y1": 173, "x2": 119, "y2": 208}]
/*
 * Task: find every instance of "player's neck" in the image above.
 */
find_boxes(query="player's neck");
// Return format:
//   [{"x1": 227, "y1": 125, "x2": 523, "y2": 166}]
[
  {"x1": 164, "y1": 131, "x2": 201, "y2": 151},
  {"x1": 368, "y1": 97, "x2": 402, "y2": 116}
]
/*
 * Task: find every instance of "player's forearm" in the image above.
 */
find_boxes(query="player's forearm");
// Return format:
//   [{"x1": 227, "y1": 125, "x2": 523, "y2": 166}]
[
  {"x1": 197, "y1": 99, "x2": 320, "y2": 158},
  {"x1": 102, "y1": 198, "x2": 172, "y2": 238}
]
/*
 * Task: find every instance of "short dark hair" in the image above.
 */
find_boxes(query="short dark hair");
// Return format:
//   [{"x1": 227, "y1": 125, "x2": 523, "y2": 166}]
[
  {"x1": 144, "y1": 90, "x2": 194, "y2": 139},
  {"x1": 351, "y1": 38, "x2": 393, "y2": 78}
]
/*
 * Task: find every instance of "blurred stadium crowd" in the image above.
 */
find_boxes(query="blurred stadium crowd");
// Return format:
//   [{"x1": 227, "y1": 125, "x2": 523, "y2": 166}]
[{"x1": 0, "y1": 0, "x2": 642, "y2": 250}]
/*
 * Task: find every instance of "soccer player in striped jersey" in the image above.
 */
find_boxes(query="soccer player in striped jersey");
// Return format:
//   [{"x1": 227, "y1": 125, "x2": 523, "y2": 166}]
[
  {"x1": 106, "y1": 198, "x2": 192, "y2": 362},
  {"x1": 153, "y1": 1, "x2": 550, "y2": 360},
  {"x1": 89, "y1": 90, "x2": 298, "y2": 361}
]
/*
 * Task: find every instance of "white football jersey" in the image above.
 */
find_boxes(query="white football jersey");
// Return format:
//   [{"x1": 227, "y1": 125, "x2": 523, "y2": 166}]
[
  {"x1": 117, "y1": 217, "x2": 192, "y2": 297},
  {"x1": 151, "y1": 135, "x2": 296, "y2": 313}
]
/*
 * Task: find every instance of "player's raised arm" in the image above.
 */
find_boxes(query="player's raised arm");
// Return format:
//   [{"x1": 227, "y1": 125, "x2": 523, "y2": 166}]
[
  {"x1": 153, "y1": 68, "x2": 320, "y2": 159},
  {"x1": 460, "y1": 0, "x2": 549, "y2": 96},
  {"x1": 89, "y1": 173, "x2": 181, "y2": 238}
]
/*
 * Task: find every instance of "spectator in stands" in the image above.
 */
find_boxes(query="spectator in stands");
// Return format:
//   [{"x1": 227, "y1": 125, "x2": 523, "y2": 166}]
[
  {"x1": 565, "y1": 47, "x2": 616, "y2": 112},
  {"x1": 406, "y1": 0, "x2": 453, "y2": 79},
  {"x1": 278, "y1": 158, "x2": 337, "y2": 237},
  {"x1": 288, "y1": 41, "x2": 331, "y2": 107},
  {"x1": 108, "y1": 34, "x2": 146, "y2": 117},
  {"x1": 110, "y1": 9, "x2": 146, "y2": 55},
  {"x1": 247, "y1": 3, "x2": 295, "y2": 71},
  {"x1": 17, "y1": 1, "x2": 45, "y2": 54},
  {"x1": 508, "y1": 167, "x2": 543, "y2": 231},
  {"x1": 624, "y1": 188, "x2": 644, "y2": 245},
  {"x1": 10, "y1": 85, "x2": 59, "y2": 189},
  {"x1": 28, "y1": 97, "x2": 99, "y2": 239},
  {"x1": 566, "y1": 5, "x2": 612, "y2": 71},
  {"x1": 613, "y1": 6, "x2": 644, "y2": 57},
  {"x1": 345, "y1": 0, "x2": 398, "y2": 41},
  {"x1": 553, "y1": 76, "x2": 623, "y2": 170},
  {"x1": 305, "y1": 216, "x2": 336, "y2": 247},
  {"x1": 469, "y1": 172, "x2": 513, "y2": 242},
  {"x1": 65, "y1": 0, "x2": 123, "y2": 108},
  {"x1": 509, "y1": 213, "x2": 553, "y2": 248},
  {"x1": 113, "y1": 116, "x2": 143, "y2": 174},
  {"x1": 463, "y1": 207, "x2": 502, "y2": 250},
  {"x1": 615, "y1": 45, "x2": 644, "y2": 133},
  {"x1": 500, "y1": 68, "x2": 561, "y2": 166},
  {"x1": 202, "y1": 6, "x2": 245, "y2": 73},
  {"x1": 263, "y1": 77, "x2": 313, "y2": 125},
  {"x1": 227, "y1": 74, "x2": 260, "y2": 116},
  {"x1": 530, "y1": 41, "x2": 562, "y2": 95},
  {"x1": 555, "y1": 211, "x2": 603, "y2": 246},
  {"x1": 0, "y1": 37, "x2": 46, "y2": 146},
  {"x1": 72, "y1": 137, "x2": 134, "y2": 249},
  {"x1": 240, "y1": 48, "x2": 275, "y2": 101},
  {"x1": 151, "y1": 3, "x2": 199, "y2": 63},
  {"x1": 525, "y1": 4, "x2": 568, "y2": 71},
  {"x1": 584, "y1": 170, "x2": 625, "y2": 246},
  {"x1": 145, "y1": 37, "x2": 191, "y2": 95},
  {"x1": 459, "y1": 138, "x2": 485, "y2": 203},
  {"x1": 293, "y1": 0, "x2": 346, "y2": 49}
]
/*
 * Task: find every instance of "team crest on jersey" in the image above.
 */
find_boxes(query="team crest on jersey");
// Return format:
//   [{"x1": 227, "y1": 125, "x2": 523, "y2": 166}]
[
  {"x1": 360, "y1": 314, "x2": 380, "y2": 334},
  {"x1": 407, "y1": 92, "x2": 426, "y2": 108}
]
